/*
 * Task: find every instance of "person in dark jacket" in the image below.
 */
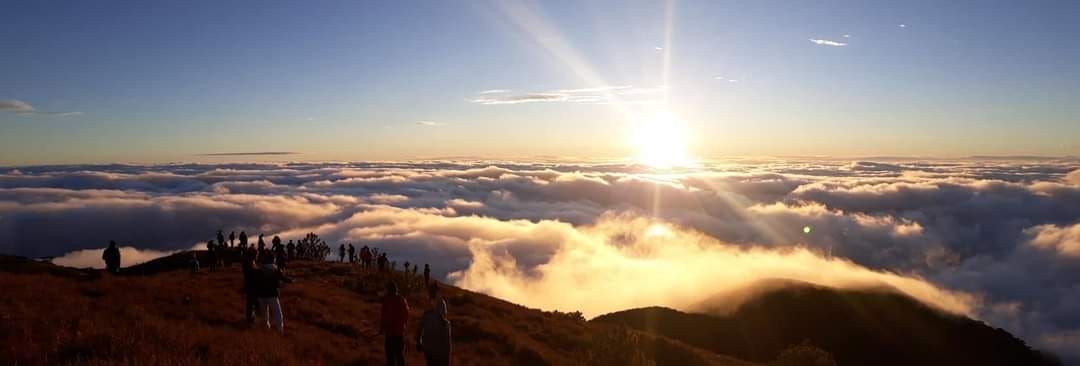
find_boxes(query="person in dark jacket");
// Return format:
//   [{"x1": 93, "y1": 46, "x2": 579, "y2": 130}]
[
  {"x1": 189, "y1": 252, "x2": 200, "y2": 274},
  {"x1": 242, "y1": 254, "x2": 258, "y2": 323},
  {"x1": 254, "y1": 254, "x2": 291, "y2": 333},
  {"x1": 238, "y1": 231, "x2": 249, "y2": 250},
  {"x1": 416, "y1": 299, "x2": 451, "y2": 366},
  {"x1": 217, "y1": 230, "x2": 226, "y2": 249},
  {"x1": 339, "y1": 244, "x2": 346, "y2": 262},
  {"x1": 381, "y1": 281, "x2": 410, "y2": 366},
  {"x1": 207, "y1": 240, "x2": 218, "y2": 272},
  {"x1": 229, "y1": 231, "x2": 236, "y2": 247},
  {"x1": 274, "y1": 242, "x2": 288, "y2": 270},
  {"x1": 271, "y1": 235, "x2": 282, "y2": 251},
  {"x1": 378, "y1": 253, "x2": 389, "y2": 272},
  {"x1": 102, "y1": 241, "x2": 121, "y2": 274},
  {"x1": 360, "y1": 246, "x2": 373, "y2": 270}
]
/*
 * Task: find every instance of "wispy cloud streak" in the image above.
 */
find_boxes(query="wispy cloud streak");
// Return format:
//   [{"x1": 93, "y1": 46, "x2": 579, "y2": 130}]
[
  {"x1": 809, "y1": 38, "x2": 848, "y2": 47},
  {"x1": 0, "y1": 99, "x2": 82, "y2": 116},
  {"x1": 471, "y1": 86, "x2": 664, "y2": 105}
]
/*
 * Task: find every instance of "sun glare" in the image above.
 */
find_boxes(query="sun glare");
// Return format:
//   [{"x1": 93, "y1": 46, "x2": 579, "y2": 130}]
[
  {"x1": 644, "y1": 223, "x2": 673, "y2": 238},
  {"x1": 631, "y1": 112, "x2": 695, "y2": 168}
]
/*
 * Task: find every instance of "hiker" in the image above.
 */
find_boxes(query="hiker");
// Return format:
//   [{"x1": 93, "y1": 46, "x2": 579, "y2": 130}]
[
  {"x1": 339, "y1": 244, "x2": 346, "y2": 263},
  {"x1": 378, "y1": 253, "x2": 389, "y2": 272},
  {"x1": 254, "y1": 253, "x2": 291, "y2": 333},
  {"x1": 348, "y1": 244, "x2": 356, "y2": 264},
  {"x1": 102, "y1": 240, "x2": 121, "y2": 274},
  {"x1": 286, "y1": 240, "x2": 296, "y2": 260},
  {"x1": 258, "y1": 234, "x2": 266, "y2": 251},
  {"x1": 242, "y1": 253, "x2": 259, "y2": 324},
  {"x1": 189, "y1": 252, "x2": 200, "y2": 274},
  {"x1": 423, "y1": 264, "x2": 431, "y2": 286},
  {"x1": 360, "y1": 246, "x2": 373, "y2": 270},
  {"x1": 275, "y1": 242, "x2": 288, "y2": 270},
  {"x1": 239, "y1": 231, "x2": 249, "y2": 249},
  {"x1": 416, "y1": 298, "x2": 451, "y2": 366},
  {"x1": 229, "y1": 231, "x2": 236, "y2": 247},
  {"x1": 207, "y1": 240, "x2": 219, "y2": 272},
  {"x1": 217, "y1": 230, "x2": 226, "y2": 249},
  {"x1": 271, "y1": 235, "x2": 282, "y2": 251},
  {"x1": 381, "y1": 281, "x2": 410, "y2": 366}
]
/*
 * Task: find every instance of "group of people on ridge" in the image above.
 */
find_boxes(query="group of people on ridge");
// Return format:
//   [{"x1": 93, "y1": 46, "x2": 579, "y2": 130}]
[
  {"x1": 105, "y1": 230, "x2": 451, "y2": 365},
  {"x1": 200, "y1": 230, "x2": 332, "y2": 271}
]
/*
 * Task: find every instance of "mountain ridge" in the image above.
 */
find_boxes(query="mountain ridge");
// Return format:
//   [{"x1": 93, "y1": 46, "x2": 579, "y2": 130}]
[{"x1": 593, "y1": 280, "x2": 1062, "y2": 366}]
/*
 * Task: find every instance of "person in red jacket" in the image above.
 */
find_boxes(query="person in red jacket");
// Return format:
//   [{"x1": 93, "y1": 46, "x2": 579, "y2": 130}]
[{"x1": 381, "y1": 281, "x2": 410, "y2": 366}]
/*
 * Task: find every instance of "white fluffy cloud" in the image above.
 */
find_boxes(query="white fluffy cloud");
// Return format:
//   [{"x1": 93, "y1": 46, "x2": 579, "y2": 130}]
[{"x1": 1027, "y1": 223, "x2": 1080, "y2": 257}]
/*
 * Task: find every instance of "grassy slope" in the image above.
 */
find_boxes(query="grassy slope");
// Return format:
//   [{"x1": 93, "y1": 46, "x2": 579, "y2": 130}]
[
  {"x1": 0, "y1": 254, "x2": 756, "y2": 366},
  {"x1": 592, "y1": 283, "x2": 1061, "y2": 366}
]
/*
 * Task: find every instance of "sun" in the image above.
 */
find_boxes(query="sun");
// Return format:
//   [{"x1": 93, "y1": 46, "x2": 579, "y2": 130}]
[{"x1": 630, "y1": 112, "x2": 695, "y2": 168}]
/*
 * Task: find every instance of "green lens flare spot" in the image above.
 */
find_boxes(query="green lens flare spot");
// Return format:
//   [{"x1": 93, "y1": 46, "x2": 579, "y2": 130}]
[{"x1": 803, "y1": 225, "x2": 812, "y2": 234}]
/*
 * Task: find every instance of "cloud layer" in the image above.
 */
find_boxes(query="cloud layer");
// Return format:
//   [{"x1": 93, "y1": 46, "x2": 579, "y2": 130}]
[{"x1": 1, "y1": 158, "x2": 1078, "y2": 358}]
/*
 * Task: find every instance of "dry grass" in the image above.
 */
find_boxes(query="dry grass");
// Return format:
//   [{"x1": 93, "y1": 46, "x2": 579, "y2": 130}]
[{"x1": 0, "y1": 255, "x2": 756, "y2": 366}]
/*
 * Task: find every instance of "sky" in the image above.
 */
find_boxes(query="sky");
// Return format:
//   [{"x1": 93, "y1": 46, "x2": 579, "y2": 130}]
[{"x1": 1, "y1": 0, "x2": 1079, "y2": 165}]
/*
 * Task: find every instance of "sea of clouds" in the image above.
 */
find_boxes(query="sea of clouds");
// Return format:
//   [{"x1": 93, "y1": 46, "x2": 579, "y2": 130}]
[{"x1": 1, "y1": 158, "x2": 1078, "y2": 358}]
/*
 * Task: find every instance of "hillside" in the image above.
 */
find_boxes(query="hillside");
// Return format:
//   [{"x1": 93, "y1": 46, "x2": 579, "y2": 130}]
[
  {"x1": 593, "y1": 281, "x2": 1062, "y2": 366},
  {"x1": 0, "y1": 253, "x2": 755, "y2": 366}
]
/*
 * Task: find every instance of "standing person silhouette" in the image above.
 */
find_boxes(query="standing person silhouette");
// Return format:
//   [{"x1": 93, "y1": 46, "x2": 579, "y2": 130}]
[
  {"x1": 239, "y1": 231, "x2": 249, "y2": 249},
  {"x1": 229, "y1": 231, "x2": 236, "y2": 247},
  {"x1": 271, "y1": 235, "x2": 282, "y2": 251},
  {"x1": 381, "y1": 281, "x2": 410, "y2": 366},
  {"x1": 416, "y1": 298, "x2": 451, "y2": 366},
  {"x1": 102, "y1": 241, "x2": 121, "y2": 274},
  {"x1": 423, "y1": 264, "x2": 431, "y2": 286},
  {"x1": 339, "y1": 244, "x2": 346, "y2": 263},
  {"x1": 217, "y1": 230, "x2": 226, "y2": 249},
  {"x1": 348, "y1": 244, "x2": 356, "y2": 264},
  {"x1": 258, "y1": 234, "x2": 266, "y2": 251},
  {"x1": 360, "y1": 246, "x2": 373, "y2": 270},
  {"x1": 242, "y1": 253, "x2": 258, "y2": 324},
  {"x1": 189, "y1": 252, "x2": 200, "y2": 274},
  {"x1": 254, "y1": 253, "x2": 291, "y2": 333},
  {"x1": 207, "y1": 240, "x2": 219, "y2": 272},
  {"x1": 274, "y1": 242, "x2": 288, "y2": 270}
]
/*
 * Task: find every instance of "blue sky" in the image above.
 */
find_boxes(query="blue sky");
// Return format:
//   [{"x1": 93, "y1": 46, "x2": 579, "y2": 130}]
[{"x1": 2, "y1": 0, "x2": 1078, "y2": 165}]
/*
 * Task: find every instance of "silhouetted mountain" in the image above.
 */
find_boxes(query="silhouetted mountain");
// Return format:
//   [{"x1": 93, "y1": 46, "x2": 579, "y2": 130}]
[{"x1": 593, "y1": 280, "x2": 1061, "y2": 366}]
